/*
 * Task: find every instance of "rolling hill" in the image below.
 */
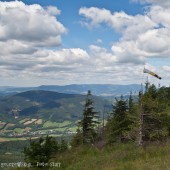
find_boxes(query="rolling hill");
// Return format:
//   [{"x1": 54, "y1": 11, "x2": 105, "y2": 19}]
[
  {"x1": 0, "y1": 90, "x2": 112, "y2": 138},
  {"x1": 0, "y1": 90, "x2": 110, "y2": 120}
]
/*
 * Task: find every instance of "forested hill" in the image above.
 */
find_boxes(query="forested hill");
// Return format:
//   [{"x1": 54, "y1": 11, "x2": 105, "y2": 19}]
[
  {"x1": 0, "y1": 90, "x2": 111, "y2": 122},
  {"x1": 14, "y1": 90, "x2": 80, "y2": 102}
]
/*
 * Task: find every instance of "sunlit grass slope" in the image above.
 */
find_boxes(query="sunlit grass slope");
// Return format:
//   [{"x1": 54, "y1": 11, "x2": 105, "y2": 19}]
[{"x1": 51, "y1": 142, "x2": 170, "y2": 170}]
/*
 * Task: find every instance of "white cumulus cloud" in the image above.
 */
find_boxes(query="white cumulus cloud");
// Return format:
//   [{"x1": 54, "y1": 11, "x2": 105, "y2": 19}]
[
  {"x1": 0, "y1": 1, "x2": 66, "y2": 47},
  {"x1": 79, "y1": 6, "x2": 170, "y2": 62}
]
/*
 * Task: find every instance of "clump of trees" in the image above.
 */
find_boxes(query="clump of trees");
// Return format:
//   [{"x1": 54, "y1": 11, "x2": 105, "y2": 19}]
[
  {"x1": 106, "y1": 84, "x2": 170, "y2": 145},
  {"x1": 24, "y1": 136, "x2": 68, "y2": 167},
  {"x1": 72, "y1": 84, "x2": 170, "y2": 147},
  {"x1": 139, "y1": 84, "x2": 170, "y2": 142}
]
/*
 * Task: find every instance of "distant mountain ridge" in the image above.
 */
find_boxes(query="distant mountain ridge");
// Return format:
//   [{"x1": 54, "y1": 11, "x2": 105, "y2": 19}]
[
  {"x1": 0, "y1": 90, "x2": 110, "y2": 121},
  {"x1": 0, "y1": 84, "x2": 141, "y2": 96},
  {"x1": 15, "y1": 90, "x2": 79, "y2": 102}
]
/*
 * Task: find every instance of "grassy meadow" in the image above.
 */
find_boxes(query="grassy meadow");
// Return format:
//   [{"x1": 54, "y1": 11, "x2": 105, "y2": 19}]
[{"x1": 49, "y1": 142, "x2": 170, "y2": 170}]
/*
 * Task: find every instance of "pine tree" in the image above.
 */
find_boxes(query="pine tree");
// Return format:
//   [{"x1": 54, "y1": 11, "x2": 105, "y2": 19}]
[
  {"x1": 127, "y1": 92, "x2": 139, "y2": 142},
  {"x1": 72, "y1": 90, "x2": 99, "y2": 146},
  {"x1": 80, "y1": 90, "x2": 99, "y2": 144},
  {"x1": 128, "y1": 92, "x2": 134, "y2": 114},
  {"x1": 106, "y1": 96, "x2": 132, "y2": 143}
]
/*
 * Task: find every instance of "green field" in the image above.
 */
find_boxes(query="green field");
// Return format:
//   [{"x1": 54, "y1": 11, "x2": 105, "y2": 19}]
[
  {"x1": 0, "y1": 137, "x2": 30, "y2": 142},
  {"x1": 43, "y1": 120, "x2": 72, "y2": 128},
  {"x1": 19, "y1": 119, "x2": 29, "y2": 124},
  {"x1": 14, "y1": 128, "x2": 24, "y2": 133}
]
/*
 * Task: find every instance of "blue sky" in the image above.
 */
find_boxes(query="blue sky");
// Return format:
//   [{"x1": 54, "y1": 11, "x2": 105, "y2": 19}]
[
  {"x1": 0, "y1": 0, "x2": 169, "y2": 86},
  {"x1": 21, "y1": 0, "x2": 144, "y2": 49}
]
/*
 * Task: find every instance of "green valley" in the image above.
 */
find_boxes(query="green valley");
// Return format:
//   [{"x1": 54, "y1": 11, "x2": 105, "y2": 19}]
[{"x1": 0, "y1": 90, "x2": 111, "y2": 140}]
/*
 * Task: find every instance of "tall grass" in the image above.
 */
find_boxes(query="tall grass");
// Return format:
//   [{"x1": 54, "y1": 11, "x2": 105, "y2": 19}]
[
  {"x1": 50, "y1": 142, "x2": 170, "y2": 170},
  {"x1": 11, "y1": 141, "x2": 170, "y2": 170}
]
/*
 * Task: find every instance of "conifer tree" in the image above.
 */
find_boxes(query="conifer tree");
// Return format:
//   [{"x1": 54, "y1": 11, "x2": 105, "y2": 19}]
[
  {"x1": 127, "y1": 92, "x2": 139, "y2": 141},
  {"x1": 80, "y1": 90, "x2": 99, "y2": 144},
  {"x1": 72, "y1": 90, "x2": 99, "y2": 146},
  {"x1": 59, "y1": 139, "x2": 68, "y2": 152},
  {"x1": 106, "y1": 96, "x2": 132, "y2": 143}
]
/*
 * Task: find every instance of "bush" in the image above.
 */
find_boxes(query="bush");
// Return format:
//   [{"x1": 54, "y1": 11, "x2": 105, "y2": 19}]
[{"x1": 23, "y1": 136, "x2": 67, "y2": 167}]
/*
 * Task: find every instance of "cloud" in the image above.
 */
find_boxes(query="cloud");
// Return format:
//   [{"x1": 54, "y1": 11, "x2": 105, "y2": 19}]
[
  {"x1": 111, "y1": 41, "x2": 146, "y2": 64},
  {"x1": 0, "y1": 1, "x2": 169, "y2": 86},
  {"x1": 0, "y1": 42, "x2": 146, "y2": 85},
  {"x1": 148, "y1": 6, "x2": 170, "y2": 29},
  {"x1": 46, "y1": 6, "x2": 61, "y2": 16},
  {"x1": 0, "y1": 40, "x2": 36, "y2": 55},
  {"x1": 36, "y1": 48, "x2": 90, "y2": 65},
  {"x1": 131, "y1": 0, "x2": 170, "y2": 7},
  {"x1": 0, "y1": 47, "x2": 90, "y2": 76},
  {"x1": 0, "y1": 1, "x2": 66, "y2": 47},
  {"x1": 162, "y1": 66, "x2": 170, "y2": 72},
  {"x1": 79, "y1": 7, "x2": 133, "y2": 32},
  {"x1": 137, "y1": 29, "x2": 170, "y2": 55},
  {"x1": 96, "y1": 39, "x2": 102, "y2": 44},
  {"x1": 89, "y1": 45, "x2": 118, "y2": 64},
  {"x1": 79, "y1": 7, "x2": 156, "y2": 37},
  {"x1": 79, "y1": 6, "x2": 170, "y2": 61},
  {"x1": 77, "y1": 6, "x2": 170, "y2": 85},
  {"x1": 0, "y1": 1, "x2": 71, "y2": 85},
  {"x1": 0, "y1": 43, "x2": 168, "y2": 85}
]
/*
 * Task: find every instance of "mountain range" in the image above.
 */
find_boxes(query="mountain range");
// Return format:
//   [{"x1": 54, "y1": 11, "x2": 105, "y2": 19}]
[{"x1": 0, "y1": 84, "x2": 141, "y2": 96}]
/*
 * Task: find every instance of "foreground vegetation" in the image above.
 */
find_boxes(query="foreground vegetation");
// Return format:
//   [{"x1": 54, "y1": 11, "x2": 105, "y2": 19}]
[
  {"x1": 51, "y1": 141, "x2": 170, "y2": 170},
  {"x1": 14, "y1": 141, "x2": 170, "y2": 170}
]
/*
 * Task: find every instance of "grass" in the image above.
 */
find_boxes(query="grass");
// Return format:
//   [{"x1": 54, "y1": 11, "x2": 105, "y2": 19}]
[
  {"x1": 50, "y1": 142, "x2": 170, "y2": 170},
  {"x1": 43, "y1": 121, "x2": 72, "y2": 128},
  {"x1": 4, "y1": 123, "x2": 15, "y2": 130},
  {"x1": 0, "y1": 153, "x2": 24, "y2": 163},
  {"x1": 14, "y1": 128, "x2": 24, "y2": 133},
  {"x1": 67, "y1": 126, "x2": 77, "y2": 132},
  {"x1": 23, "y1": 119, "x2": 37, "y2": 125},
  {"x1": 0, "y1": 121, "x2": 6, "y2": 129},
  {"x1": 0, "y1": 137, "x2": 28, "y2": 142},
  {"x1": 6, "y1": 140, "x2": 170, "y2": 170},
  {"x1": 68, "y1": 103, "x2": 76, "y2": 108},
  {"x1": 19, "y1": 119, "x2": 29, "y2": 124},
  {"x1": 34, "y1": 119, "x2": 43, "y2": 125}
]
